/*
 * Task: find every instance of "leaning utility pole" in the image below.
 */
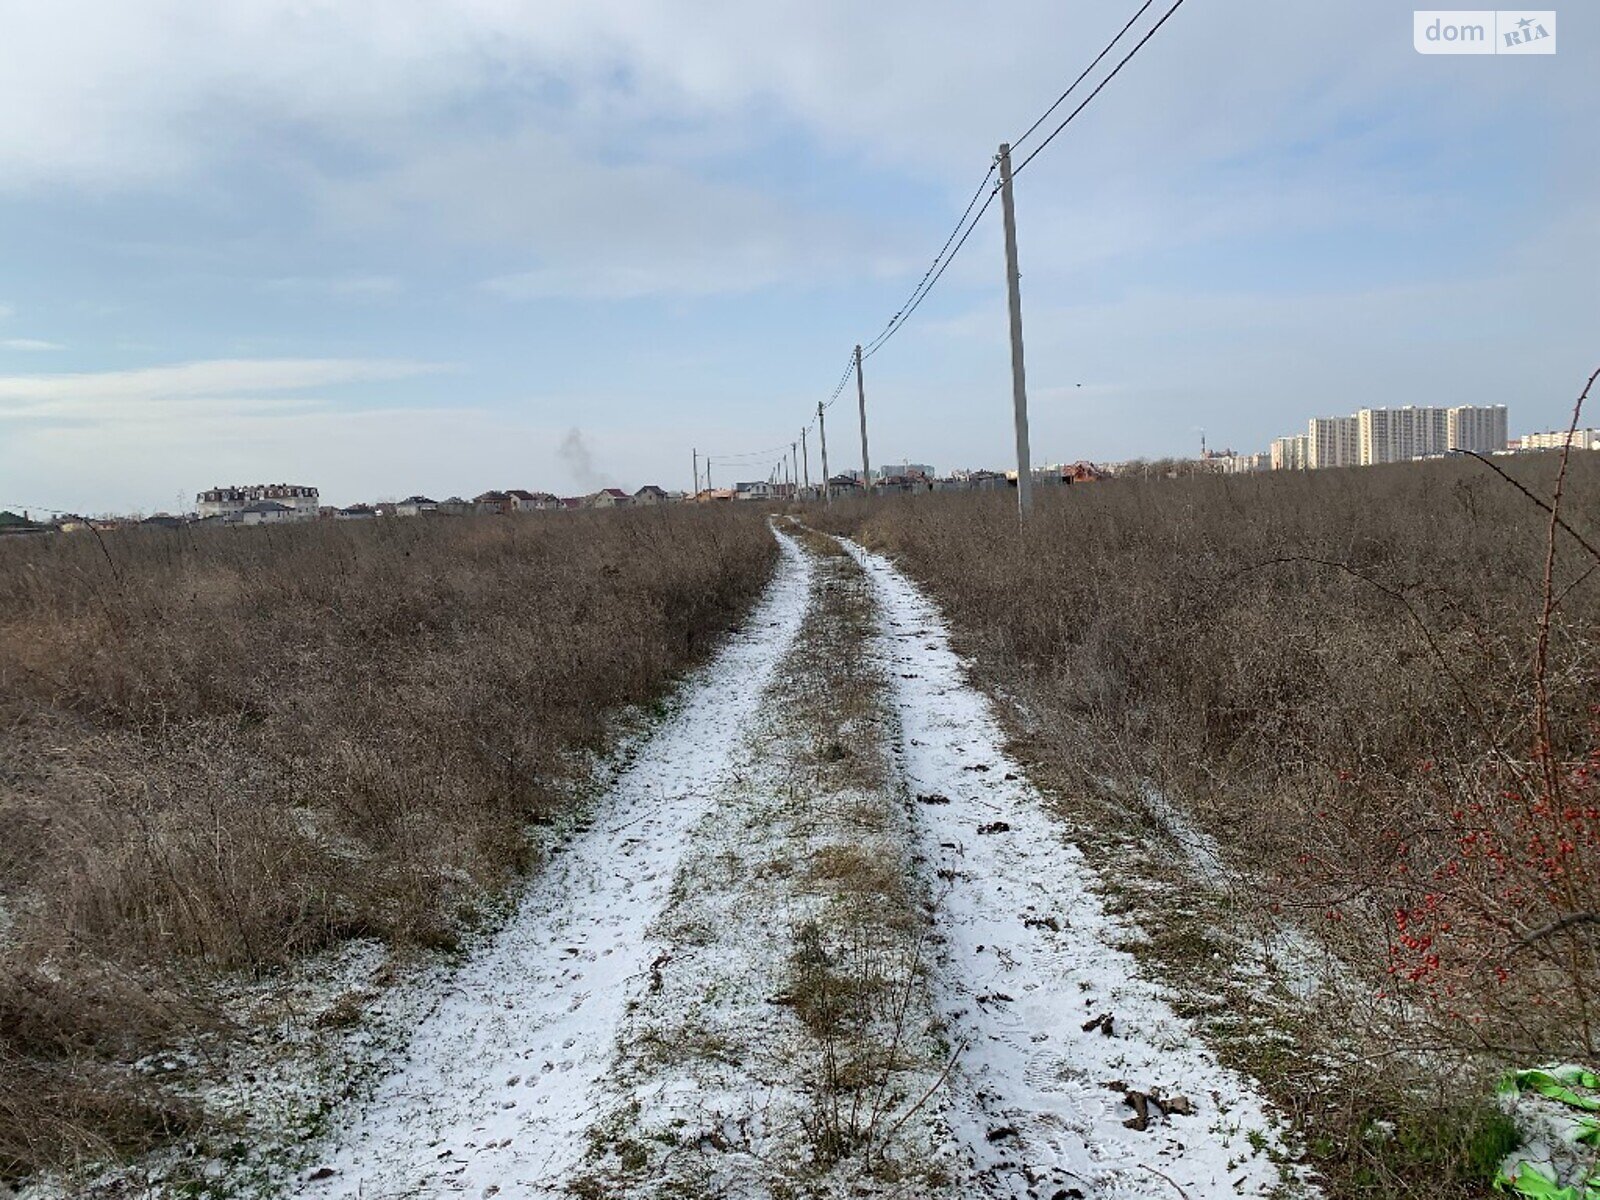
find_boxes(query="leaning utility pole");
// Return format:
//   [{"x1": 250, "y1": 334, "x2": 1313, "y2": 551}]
[
  {"x1": 800, "y1": 427, "x2": 810, "y2": 494},
  {"x1": 998, "y1": 142, "x2": 1034, "y2": 520},
  {"x1": 854, "y1": 343, "x2": 871, "y2": 496},
  {"x1": 818, "y1": 402, "x2": 832, "y2": 505}
]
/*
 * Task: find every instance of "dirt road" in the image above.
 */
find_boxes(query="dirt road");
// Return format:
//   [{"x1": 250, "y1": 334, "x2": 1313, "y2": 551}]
[{"x1": 299, "y1": 525, "x2": 1306, "y2": 1199}]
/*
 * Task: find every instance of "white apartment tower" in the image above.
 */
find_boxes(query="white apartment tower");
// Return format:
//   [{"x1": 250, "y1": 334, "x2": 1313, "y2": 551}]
[
  {"x1": 1270, "y1": 434, "x2": 1308, "y2": 471},
  {"x1": 1307, "y1": 415, "x2": 1360, "y2": 469},
  {"x1": 1446, "y1": 405, "x2": 1509, "y2": 455},
  {"x1": 1358, "y1": 406, "x2": 1450, "y2": 465}
]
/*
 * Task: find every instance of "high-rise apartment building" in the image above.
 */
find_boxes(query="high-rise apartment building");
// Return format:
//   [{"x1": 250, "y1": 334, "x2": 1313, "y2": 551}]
[
  {"x1": 1307, "y1": 415, "x2": 1360, "y2": 469},
  {"x1": 1446, "y1": 405, "x2": 1509, "y2": 454},
  {"x1": 1270, "y1": 434, "x2": 1308, "y2": 470},
  {"x1": 1264, "y1": 404, "x2": 1513, "y2": 472},
  {"x1": 1358, "y1": 406, "x2": 1450, "y2": 465}
]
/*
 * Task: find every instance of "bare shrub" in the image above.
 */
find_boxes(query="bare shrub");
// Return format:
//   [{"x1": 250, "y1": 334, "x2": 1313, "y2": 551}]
[{"x1": 0, "y1": 504, "x2": 775, "y2": 1177}]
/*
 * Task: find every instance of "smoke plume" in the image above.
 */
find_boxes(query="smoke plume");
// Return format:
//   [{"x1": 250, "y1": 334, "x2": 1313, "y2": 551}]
[{"x1": 558, "y1": 427, "x2": 608, "y2": 492}]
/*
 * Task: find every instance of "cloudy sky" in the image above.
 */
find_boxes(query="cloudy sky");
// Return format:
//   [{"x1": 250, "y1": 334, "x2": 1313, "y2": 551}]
[{"x1": 0, "y1": 1, "x2": 1594, "y2": 512}]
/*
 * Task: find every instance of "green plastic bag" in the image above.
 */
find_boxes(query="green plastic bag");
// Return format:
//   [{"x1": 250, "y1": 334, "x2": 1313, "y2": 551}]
[
  {"x1": 1502, "y1": 1068, "x2": 1600, "y2": 1115},
  {"x1": 1493, "y1": 1159, "x2": 1600, "y2": 1200},
  {"x1": 1495, "y1": 1066, "x2": 1600, "y2": 1199}
]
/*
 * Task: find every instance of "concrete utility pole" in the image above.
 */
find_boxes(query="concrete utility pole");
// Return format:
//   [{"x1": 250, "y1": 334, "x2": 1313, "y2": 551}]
[
  {"x1": 998, "y1": 142, "x2": 1034, "y2": 520},
  {"x1": 706, "y1": 458, "x2": 713, "y2": 492},
  {"x1": 854, "y1": 343, "x2": 871, "y2": 496},
  {"x1": 818, "y1": 402, "x2": 832, "y2": 505},
  {"x1": 791, "y1": 442, "x2": 799, "y2": 500},
  {"x1": 800, "y1": 427, "x2": 810, "y2": 494},
  {"x1": 692, "y1": 448, "x2": 699, "y2": 497}
]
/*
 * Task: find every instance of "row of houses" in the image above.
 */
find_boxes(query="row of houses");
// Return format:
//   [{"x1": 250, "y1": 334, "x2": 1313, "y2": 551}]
[
  {"x1": 9, "y1": 464, "x2": 1116, "y2": 536},
  {"x1": 464, "y1": 485, "x2": 674, "y2": 515},
  {"x1": 696, "y1": 462, "x2": 1106, "y2": 503},
  {"x1": 336, "y1": 464, "x2": 1102, "y2": 518},
  {"x1": 0, "y1": 509, "x2": 197, "y2": 536},
  {"x1": 185, "y1": 483, "x2": 686, "y2": 525}
]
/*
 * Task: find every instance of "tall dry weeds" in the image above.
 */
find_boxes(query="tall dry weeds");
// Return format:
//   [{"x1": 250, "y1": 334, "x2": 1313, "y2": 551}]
[{"x1": 0, "y1": 504, "x2": 775, "y2": 1178}]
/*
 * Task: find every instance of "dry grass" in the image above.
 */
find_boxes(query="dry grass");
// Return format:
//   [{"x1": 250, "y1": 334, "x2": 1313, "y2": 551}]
[
  {"x1": 811, "y1": 450, "x2": 1600, "y2": 1195},
  {"x1": 0, "y1": 505, "x2": 776, "y2": 1180},
  {"x1": 771, "y1": 536, "x2": 948, "y2": 1182}
]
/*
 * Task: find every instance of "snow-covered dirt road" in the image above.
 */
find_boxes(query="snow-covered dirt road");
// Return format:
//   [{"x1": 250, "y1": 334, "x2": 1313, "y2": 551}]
[
  {"x1": 290, "y1": 525, "x2": 1305, "y2": 1200},
  {"x1": 302, "y1": 534, "x2": 812, "y2": 1198}
]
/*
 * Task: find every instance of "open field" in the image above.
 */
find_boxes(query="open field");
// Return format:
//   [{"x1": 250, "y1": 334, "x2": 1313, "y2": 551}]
[
  {"x1": 0, "y1": 506, "x2": 777, "y2": 1182},
  {"x1": 5, "y1": 457, "x2": 1598, "y2": 1199},
  {"x1": 3, "y1": 517, "x2": 1319, "y2": 1200},
  {"x1": 812, "y1": 452, "x2": 1600, "y2": 1196}
]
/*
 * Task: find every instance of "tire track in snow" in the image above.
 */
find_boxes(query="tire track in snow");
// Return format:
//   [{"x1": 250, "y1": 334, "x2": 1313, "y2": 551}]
[
  {"x1": 842, "y1": 538, "x2": 1306, "y2": 1200},
  {"x1": 300, "y1": 532, "x2": 811, "y2": 1199}
]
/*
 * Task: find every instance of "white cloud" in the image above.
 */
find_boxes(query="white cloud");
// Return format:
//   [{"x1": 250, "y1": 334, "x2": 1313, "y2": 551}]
[
  {"x1": 0, "y1": 356, "x2": 437, "y2": 401},
  {"x1": 0, "y1": 358, "x2": 443, "y2": 420},
  {"x1": 0, "y1": 338, "x2": 63, "y2": 351},
  {"x1": 0, "y1": 2, "x2": 1589, "y2": 301},
  {"x1": 0, "y1": 2, "x2": 1587, "y2": 186}
]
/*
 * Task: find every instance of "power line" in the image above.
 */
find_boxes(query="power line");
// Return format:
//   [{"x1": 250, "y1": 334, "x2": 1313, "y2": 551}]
[
  {"x1": 1013, "y1": 0, "x2": 1187, "y2": 177},
  {"x1": 718, "y1": 352, "x2": 851, "y2": 473},
  {"x1": 1009, "y1": 0, "x2": 1156, "y2": 152},
  {"x1": 857, "y1": 0, "x2": 1186, "y2": 363},
  {"x1": 862, "y1": 184, "x2": 998, "y2": 363},
  {"x1": 822, "y1": 353, "x2": 856, "y2": 412},
  {"x1": 2, "y1": 500, "x2": 77, "y2": 515},
  {"x1": 705, "y1": 448, "x2": 791, "y2": 462},
  {"x1": 852, "y1": 0, "x2": 1181, "y2": 366},
  {"x1": 856, "y1": 162, "x2": 998, "y2": 362},
  {"x1": 697, "y1": 0, "x2": 1192, "y2": 479}
]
